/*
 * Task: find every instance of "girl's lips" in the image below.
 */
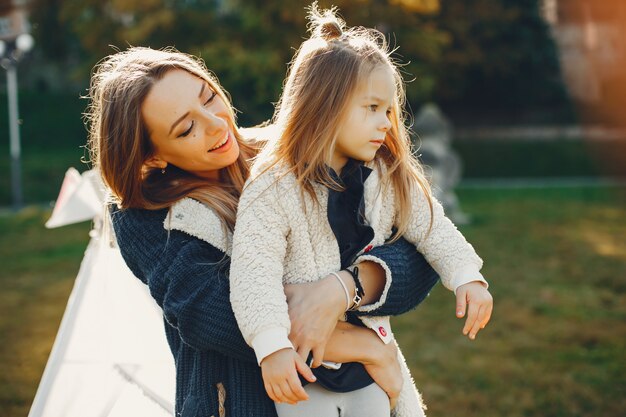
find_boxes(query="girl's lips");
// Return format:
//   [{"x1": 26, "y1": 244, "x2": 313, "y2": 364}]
[{"x1": 208, "y1": 132, "x2": 233, "y2": 153}]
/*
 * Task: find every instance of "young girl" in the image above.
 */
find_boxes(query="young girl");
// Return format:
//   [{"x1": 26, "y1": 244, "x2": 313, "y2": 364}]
[
  {"x1": 90, "y1": 46, "x2": 440, "y2": 417},
  {"x1": 230, "y1": 6, "x2": 493, "y2": 417}
]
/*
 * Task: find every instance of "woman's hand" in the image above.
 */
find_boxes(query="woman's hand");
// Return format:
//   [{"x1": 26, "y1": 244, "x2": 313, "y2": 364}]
[
  {"x1": 284, "y1": 272, "x2": 351, "y2": 367},
  {"x1": 455, "y1": 281, "x2": 493, "y2": 340},
  {"x1": 361, "y1": 334, "x2": 403, "y2": 409},
  {"x1": 260, "y1": 348, "x2": 316, "y2": 404}
]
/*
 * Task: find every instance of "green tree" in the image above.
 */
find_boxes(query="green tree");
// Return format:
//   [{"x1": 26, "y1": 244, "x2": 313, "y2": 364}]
[
  {"x1": 30, "y1": 0, "x2": 75, "y2": 61},
  {"x1": 434, "y1": 0, "x2": 569, "y2": 114},
  {"x1": 52, "y1": 0, "x2": 446, "y2": 124},
  {"x1": 35, "y1": 0, "x2": 568, "y2": 124}
]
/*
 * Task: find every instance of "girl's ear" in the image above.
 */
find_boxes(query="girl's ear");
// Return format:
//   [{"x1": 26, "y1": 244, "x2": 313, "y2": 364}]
[{"x1": 144, "y1": 155, "x2": 167, "y2": 170}]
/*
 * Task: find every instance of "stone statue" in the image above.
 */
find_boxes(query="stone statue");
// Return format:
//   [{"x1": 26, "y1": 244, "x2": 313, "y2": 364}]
[{"x1": 413, "y1": 103, "x2": 470, "y2": 225}]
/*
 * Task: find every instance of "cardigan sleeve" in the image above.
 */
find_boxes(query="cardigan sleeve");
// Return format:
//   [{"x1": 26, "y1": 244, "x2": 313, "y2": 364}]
[
  {"x1": 352, "y1": 237, "x2": 440, "y2": 317},
  {"x1": 402, "y1": 186, "x2": 486, "y2": 293},
  {"x1": 229, "y1": 173, "x2": 293, "y2": 364},
  {"x1": 111, "y1": 208, "x2": 257, "y2": 364}
]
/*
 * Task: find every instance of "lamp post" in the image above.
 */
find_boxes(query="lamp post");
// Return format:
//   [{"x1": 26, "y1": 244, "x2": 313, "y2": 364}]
[{"x1": 0, "y1": 16, "x2": 34, "y2": 210}]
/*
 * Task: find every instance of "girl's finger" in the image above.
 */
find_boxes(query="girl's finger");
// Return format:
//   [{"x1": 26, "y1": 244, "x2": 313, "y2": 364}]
[
  {"x1": 278, "y1": 379, "x2": 298, "y2": 405},
  {"x1": 463, "y1": 302, "x2": 479, "y2": 336},
  {"x1": 469, "y1": 305, "x2": 486, "y2": 340},
  {"x1": 480, "y1": 303, "x2": 493, "y2": 328},
  {"x1": 287, "y1": 373, "x2": 309, "y2": 402},
  {"x1": 265, "y1": 383, "x2": 278, "y2": 403},
  {"x1": 475, "y1": 301, "x2": 489, "y2": 327},
  {"x1": 456, "y1": 289, "x2": 467, "y2": 318},
  {"x1": 273, "y1": 382, "x2": 289, "y2": 404}
]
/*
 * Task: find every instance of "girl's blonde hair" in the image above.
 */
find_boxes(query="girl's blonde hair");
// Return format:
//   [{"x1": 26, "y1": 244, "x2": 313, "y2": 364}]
[
  {"x1": 265, "y1": 4, "x2": 432, "y2": 240},
  {"x1": 85, "y1": 47, "x2": 256, "y2": 231}
]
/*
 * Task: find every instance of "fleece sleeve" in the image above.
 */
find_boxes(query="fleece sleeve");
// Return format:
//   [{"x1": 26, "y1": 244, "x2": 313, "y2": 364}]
[
  {"x1": 229, "y1": 175, "x2": 293, "y2": 364},
  {"x1": 402, "y1": 188, "x2": 486, "y2": 293}
]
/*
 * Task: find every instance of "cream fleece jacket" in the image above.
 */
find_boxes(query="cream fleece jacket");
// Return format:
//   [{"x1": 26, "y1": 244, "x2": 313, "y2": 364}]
[{"x1": 230, "y1": 160, "x2": 486, "y2": 417}]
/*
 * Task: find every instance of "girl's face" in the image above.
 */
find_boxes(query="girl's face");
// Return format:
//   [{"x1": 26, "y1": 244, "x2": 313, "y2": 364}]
[
  {"x1": 141, "y1": 69, "x2": 239, "y2": 179},
  {"x1": 332, "y1": 65, "x2": 395, "y2": 172}
]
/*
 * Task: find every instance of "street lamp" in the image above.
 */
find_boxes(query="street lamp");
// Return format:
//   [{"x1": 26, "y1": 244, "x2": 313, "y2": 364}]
[{"x1": 0, "y1": 32, "x2": 34, "y2": 210}]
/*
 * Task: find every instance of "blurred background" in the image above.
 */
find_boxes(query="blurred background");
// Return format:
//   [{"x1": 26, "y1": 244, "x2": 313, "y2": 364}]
[{"x1": 0, "y1": 0, "x2": 624, "y2": 416}]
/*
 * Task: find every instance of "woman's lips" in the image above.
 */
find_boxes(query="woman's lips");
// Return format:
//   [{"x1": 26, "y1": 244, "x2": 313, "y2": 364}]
[{"x1": 208, "y1": 132, "x2": 233, "y2": 153}]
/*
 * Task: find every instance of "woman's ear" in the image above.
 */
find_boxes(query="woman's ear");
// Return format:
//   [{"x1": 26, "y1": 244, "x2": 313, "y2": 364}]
[{"x1": 144, "y1": 155, "x2": 167, "y2": 170}]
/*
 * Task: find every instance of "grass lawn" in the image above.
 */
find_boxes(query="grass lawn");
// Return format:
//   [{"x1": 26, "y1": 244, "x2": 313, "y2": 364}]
[
  {"x1": 0, "y1": 208, "x2": 90, "y2": 417},
  {"x1": 1, "y1": 186, "x2": 625, "y2": 417}
]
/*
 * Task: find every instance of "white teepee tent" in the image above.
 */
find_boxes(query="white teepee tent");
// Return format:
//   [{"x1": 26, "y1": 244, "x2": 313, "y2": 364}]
[{"x1": 29, "y1": 168, "x2": 175, "y2": 417}]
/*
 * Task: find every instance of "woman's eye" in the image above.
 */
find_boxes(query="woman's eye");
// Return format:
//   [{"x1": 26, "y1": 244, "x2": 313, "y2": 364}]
[
  {"x1": 204, "y1": 91, "x2": 217, "y2": 106},
  {"x1": 178, "y1": 121, "x2": 194, "y2": 138}
]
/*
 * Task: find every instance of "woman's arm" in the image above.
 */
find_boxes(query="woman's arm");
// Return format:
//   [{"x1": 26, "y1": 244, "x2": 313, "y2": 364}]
[
  {"x1": 354, "y1": 237, "x2": 440, "y2": 317},
  {"x1": 112, "y1": 208, "x2": 257, "y2": 364},
  {"x1": 323, "y1": 322, "x2": 403, "y2": 408},
  {"x1": 286, "y1": 237, "x2": 439, "y2": 367},
  {"x1": 158, "y1": 238, "x2": 258, "y2": 361}
]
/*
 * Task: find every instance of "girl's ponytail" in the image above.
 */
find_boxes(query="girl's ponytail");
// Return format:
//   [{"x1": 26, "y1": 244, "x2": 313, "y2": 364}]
[{"x1": 308, "y1": 2, "x2": 344, "y2": 41}]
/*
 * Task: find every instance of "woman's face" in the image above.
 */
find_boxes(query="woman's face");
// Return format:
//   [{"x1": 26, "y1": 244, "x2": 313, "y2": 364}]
[{"x1": 141, "y1": 69, "x2": 239, "y2": 179}]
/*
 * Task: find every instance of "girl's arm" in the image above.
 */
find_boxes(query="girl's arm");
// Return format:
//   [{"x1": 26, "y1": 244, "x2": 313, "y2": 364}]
[
  {"x1": 403, "y1": 188, "x2": 493, "y2": 339},
  {"x1": 405, "y1": 190, "x2": 486, "y2": 292},
  {"x1": 230, "y1": 173, "x2": 293, "y2": 364},
  {"x1": 112, "y1": 208, "x2": 257, "y2": 364},
  {"x1": 286, "y1": 236, "x2": 439, "y2": 367}
]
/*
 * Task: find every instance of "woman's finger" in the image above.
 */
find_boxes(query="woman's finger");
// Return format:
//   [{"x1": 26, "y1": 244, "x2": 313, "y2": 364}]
[
  {"x1": 390, "y1": 396, "x2": 397, "y2": 410},
  {"x1": 296, "y1": 345, "x2": 312, "y2": 365},
  {"x1": 295, "y1": 353, "x2": 316, "y2": 383},
  {"x1": 311, "y1": 346, "x2": 325, "y2": 369}
]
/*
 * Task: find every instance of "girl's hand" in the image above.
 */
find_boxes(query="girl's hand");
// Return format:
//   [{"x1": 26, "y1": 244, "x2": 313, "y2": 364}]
[
  {"x1": 362, "y1": 337, "x2": 403, "y2": 409},
  {"x1": 455, "y1": 281, "x2": 493, "y2": 340},
  {"x1": 284, "y1": 272, "x2": 351, "y2": 367},
  {"x1": 260, "y1": 348, "x2": 316, "y2": 404}
]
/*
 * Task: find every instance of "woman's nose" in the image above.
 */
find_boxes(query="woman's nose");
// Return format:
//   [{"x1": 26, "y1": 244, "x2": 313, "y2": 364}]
[{"x1": 203, "y1": 109, "x2": 228, "y2": 136}]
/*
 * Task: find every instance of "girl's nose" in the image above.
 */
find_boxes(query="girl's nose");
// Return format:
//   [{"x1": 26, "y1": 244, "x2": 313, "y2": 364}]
[{"x1": 380, "y1": 114, "x2": 392, "y2": 131}]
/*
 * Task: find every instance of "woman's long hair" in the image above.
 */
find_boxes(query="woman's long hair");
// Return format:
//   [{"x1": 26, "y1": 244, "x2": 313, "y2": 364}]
[
  {"x1": 260, "y1": 4, "x2": 433, "y2": 240},
  {"x1": 85, "y1": 47, "x2": 256, "y2": 231}
]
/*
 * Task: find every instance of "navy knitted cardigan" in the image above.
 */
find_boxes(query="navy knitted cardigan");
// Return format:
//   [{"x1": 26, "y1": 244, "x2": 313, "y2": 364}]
[{"x1": 111, "y1": 206, "x2": 439, "y2": 417}]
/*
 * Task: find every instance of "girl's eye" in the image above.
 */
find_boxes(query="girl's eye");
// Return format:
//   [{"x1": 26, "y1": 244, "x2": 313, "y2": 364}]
[
  {"x1": 204, "y1": 91, "x2": 217, "y2": 106},
  {"x1": 178, "y1": 121, "x2": 194, "y2": 138},
  {"x1": 368, "y1": 105, "x2": 378, "y2": 112},
  {"x1": 386, "y1": 108, "x2": 392, "y2": 116}
]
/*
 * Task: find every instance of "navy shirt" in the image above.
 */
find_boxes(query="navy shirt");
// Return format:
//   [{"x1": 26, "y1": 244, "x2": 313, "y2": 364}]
[{"x1": 307, "y1": 159, "x2": 378, "y2": 392}]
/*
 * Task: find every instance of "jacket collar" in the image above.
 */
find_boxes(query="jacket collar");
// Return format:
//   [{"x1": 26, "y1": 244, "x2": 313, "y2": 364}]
[{"x1": 163, "y1": 198, "x2": 232, "y2": 255}]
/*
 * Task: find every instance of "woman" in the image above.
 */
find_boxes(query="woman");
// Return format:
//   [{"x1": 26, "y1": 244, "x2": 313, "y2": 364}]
[{"x1": 86, "y1": 46, "x2": 438, "y2": 417}]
